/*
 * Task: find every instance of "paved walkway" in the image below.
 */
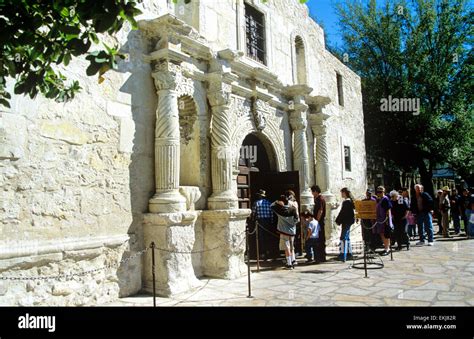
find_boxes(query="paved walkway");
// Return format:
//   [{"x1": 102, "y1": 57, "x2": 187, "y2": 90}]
[{"x1": 105, "y1": 234, "x2": 474, "y2": 307}]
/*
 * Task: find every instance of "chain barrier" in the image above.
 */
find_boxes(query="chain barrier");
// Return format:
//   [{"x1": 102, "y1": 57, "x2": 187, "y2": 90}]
[
  {"x1": 0, "y1": 230, "x2": 249, "y2": 282},
  {"x1": 0, "y1": 247, "x2": 149, "y2": 281},
  {"x1": 255, "y1": 222, "x2": 281, "y2": 239}
]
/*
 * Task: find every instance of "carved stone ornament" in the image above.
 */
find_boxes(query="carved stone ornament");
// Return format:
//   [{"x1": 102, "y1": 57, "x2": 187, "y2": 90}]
[
  {"x1": 151, "y1": 61, "x2": 181, "y2": 91},
  {"x1": 207, "y1": 82, "x2": 232, "y2": 107},
  {"x1": 252, "y1": 98, "x2": 270, "y2": 131}
]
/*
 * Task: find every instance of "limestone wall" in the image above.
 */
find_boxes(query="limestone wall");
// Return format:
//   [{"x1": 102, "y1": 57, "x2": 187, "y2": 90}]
[{"x1": 0, "y1": 0, "x2": 170, "y2": 305}]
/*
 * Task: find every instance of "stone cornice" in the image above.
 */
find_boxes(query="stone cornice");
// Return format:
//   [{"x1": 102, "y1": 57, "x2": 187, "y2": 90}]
[
  {"x1": 138, "y1": 16, "x2": 325, "y2": 113},
  {"x1": 284, "y1": 84, "x2": 313, "y2": 98},
  {"x1": 306, "y1": 95, "x2": 331, "y2": 113}
]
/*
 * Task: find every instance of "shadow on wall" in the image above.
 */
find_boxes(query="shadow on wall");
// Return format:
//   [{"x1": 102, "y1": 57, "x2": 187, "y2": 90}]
[{"x1": 114, "y1": 28, "x2": 157, "y2": 297}]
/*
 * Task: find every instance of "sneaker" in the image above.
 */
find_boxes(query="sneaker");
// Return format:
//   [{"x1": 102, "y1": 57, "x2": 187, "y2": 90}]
[
  {"x1": 284, "y1": 264, "x2": 294, "y2": 270},
  {"x1": 416, "y1": 241, "x2": 425, "y2": 246},
  {"x1": 380, "y1": 250, "x2": 390, "y2": 256},
  {"x1": 427, "y1": 242, "x2": 434, "y2": 246},
  {"x1": 292, "y1": 260, "x2": 298, "y2": 266}
]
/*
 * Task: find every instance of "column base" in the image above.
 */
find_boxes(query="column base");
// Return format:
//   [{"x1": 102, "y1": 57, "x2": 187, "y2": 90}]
[
  {"x1": 149, "y1": 190, "x2": 186, "y2": 213},
  {"x1": 207, "y1": 191, "x2": 239, "y2": 210},
  {"x1": 321, "y1": 193, "x2": 339, "y2": 248},
  {"x1": 201, "y1": 209, "x2": 251, "y2": 279},
  {"x1": 143, "y1": 212, "x2": 202, "y2": 297},
  {"x1": 300, "y1": 189, "x2": 315, "y2": 211}
]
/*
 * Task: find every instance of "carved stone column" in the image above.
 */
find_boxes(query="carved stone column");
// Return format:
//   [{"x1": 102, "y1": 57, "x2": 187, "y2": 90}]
[
  {"x1": 149, "y1": 61, "x2": 186, "y2": 213},
  {"x1": 308, "y1": 111, "x2": 338, "y2": 247},
  {"x1": 289, "y1": 109, "x2": 313, "y2": 210},
  {"x1": 207, "y1": 75, "x2": 238, "y2": 210}
]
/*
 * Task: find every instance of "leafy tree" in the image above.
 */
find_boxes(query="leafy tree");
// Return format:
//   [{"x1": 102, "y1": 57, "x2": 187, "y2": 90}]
[
  {"x1": 0, "y1": 0, "x2": 142, "y2": 108},
  {"x1": 334, "y1": 0, "x2": 473, "y2": 194}
]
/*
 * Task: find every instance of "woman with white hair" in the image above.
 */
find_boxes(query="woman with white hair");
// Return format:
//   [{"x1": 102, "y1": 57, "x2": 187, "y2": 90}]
[{"x1": 390, "y1": 190, "x2": 410, "y2": 250}]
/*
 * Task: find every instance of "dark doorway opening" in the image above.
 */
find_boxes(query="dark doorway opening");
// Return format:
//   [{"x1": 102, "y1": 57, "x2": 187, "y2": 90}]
[{"x1": 237, "y1": 133, "x2": 301, "y2": 260}]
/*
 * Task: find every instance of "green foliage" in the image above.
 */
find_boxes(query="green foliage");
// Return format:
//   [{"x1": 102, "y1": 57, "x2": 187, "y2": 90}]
[
  {"x1": 0, "y1": 0, "x2": 142, "y2": 106},
  {"x1": 334, "y1": 0, "x2": 473, "y2": 179}
]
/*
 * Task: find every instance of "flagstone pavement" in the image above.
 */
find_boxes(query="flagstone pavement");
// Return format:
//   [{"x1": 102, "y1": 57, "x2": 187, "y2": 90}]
[{"x1": 104, "y1": 234, "x2": 474, "y2": 307}]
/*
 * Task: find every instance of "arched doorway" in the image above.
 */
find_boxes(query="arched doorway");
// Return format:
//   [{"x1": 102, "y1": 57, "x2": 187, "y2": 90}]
[
  {"x1": 237, "y1": 133, "x2": 273, "y2": 209},
  {"x1": 237, "y1": 133, "x2": 300, "y2": 260}
]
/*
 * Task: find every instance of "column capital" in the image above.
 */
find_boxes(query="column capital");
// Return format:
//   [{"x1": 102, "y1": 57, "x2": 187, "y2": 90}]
[
  {"x1": 308, "y1": 114, "x2": 329, "y2": 136},
  {"x1": 289, "y1": 110, "x2": 307, "y2": 131},
  {"x1": 151, "y1": 61, "x2": 181, "y2": 91},
  {"x1": 207, "y1": 74, "x2": 232, "y2": 107}
]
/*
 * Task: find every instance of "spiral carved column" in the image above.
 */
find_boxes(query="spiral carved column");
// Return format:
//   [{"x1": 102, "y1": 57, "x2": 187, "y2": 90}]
[
  {"x1": 290, "y1": 110, "x2": 314, "y2": 210},
  {"x1": 149, "y1": 61, "x2": 186, "y2": 213},
  {"x1": 207, "y1": 79, "x2": 238, "y2": 210}
]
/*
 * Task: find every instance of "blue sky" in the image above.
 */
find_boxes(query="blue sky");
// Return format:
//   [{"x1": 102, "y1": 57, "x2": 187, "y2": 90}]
[{"x1": 306, "y1": 0, "x2": 344, "y2": 47}]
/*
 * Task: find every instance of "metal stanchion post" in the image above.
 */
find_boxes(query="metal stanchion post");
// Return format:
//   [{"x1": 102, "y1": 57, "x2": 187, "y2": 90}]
[
  {"x1": 246, "y1": 225, "x2": 253, "y2": 298},
  {"x1": 363, "y1": 240, "x2": 368, "y2": 278},
  {"x1": 255, "y1": 221, "x2": 260, "y2": 272},
  {"x1": 151, "y1": 242, "x2": 156, "y2": 307}
]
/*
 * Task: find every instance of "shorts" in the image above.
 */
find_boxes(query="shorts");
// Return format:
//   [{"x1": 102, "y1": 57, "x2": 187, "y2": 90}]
[{"x1": 279, "y1": 234, "x2": 295, "y2": 251}]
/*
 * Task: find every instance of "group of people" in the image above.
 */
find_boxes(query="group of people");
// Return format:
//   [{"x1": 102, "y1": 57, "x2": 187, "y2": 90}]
[
  {"x1": 251, "y1": 184, "x2": 474, "y2": 269},
  {"x1": 251, "y1": 186, "x2": 327, "y2": 270},
  {"x1": 356, "y1": 184, "x2": 474, "y2": 258}
]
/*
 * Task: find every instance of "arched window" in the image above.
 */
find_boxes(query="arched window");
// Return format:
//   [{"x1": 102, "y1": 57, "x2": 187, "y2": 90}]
[{"x1": 295, "y1": 36, "x2": 307, "y2": 84}]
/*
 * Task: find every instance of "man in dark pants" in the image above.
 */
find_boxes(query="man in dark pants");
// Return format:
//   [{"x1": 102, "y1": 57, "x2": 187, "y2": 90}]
[
  {"x1": 311, "y1": 185, "x2": 326, "y2": 263},
  {"x1": 410, "y1": 184, "x2": 435, "y2": 246},
  {"x1": 450, "y1": 188, "x2": 462, "y2": 235},
  {"x1": 435, "y1": 189, "x2": 443, "y2": 235},
  {"x1": 251, "y1": 189, "x2": 274, "y2": 260}
]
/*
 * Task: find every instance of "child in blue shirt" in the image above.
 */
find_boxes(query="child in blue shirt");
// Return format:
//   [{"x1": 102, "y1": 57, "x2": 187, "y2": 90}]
[{"x1": 302, "y1": 210, "x2": 320, "y2": 263}]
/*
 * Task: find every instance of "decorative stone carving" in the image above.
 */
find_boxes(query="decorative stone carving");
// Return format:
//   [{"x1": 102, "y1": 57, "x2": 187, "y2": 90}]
[
  {"x1": 149, "y1": 61, "x2": 186, "y2": 213},
  {"x1": 176, "y1": 76, "x2": 194, "y2": 97},
  {"x1": 307, "y1": 100, "x2": 332, "y2": 195},
  {"x1": 289, "y1": 107, "x2": 313, "y2": 209},
  {"x1": 252, "y1": 98, "x2": 269, "y2": 131},
  {"x1": 177, "y1": 95, "x2": 197, "y2": 145},
  {"x1": 151, "y1": 61, "x2": 180, "y2": 91},
  {"x1": 230, "y1": 95, "x2": 251, "y2": 119},
  {"x1": 206, "y1": 74, "x2": 238, "y2": 210},
  {"x1": 179, "y1": 186, "x2": 202, "y2": 211}
]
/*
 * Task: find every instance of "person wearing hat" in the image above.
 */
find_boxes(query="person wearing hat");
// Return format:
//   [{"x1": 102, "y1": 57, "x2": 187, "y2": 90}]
[
  {"x1": 440, "y1": 186, "x2": 452, "y2": 238},
  {"x1": 251, "y1": 189, "x2": 274, "y2": 260}
]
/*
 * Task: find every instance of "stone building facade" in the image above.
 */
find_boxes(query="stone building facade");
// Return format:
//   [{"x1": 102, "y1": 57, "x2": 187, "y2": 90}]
[{"x1": 0, "y1": 0, "x2": 366, "y2": 305}]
